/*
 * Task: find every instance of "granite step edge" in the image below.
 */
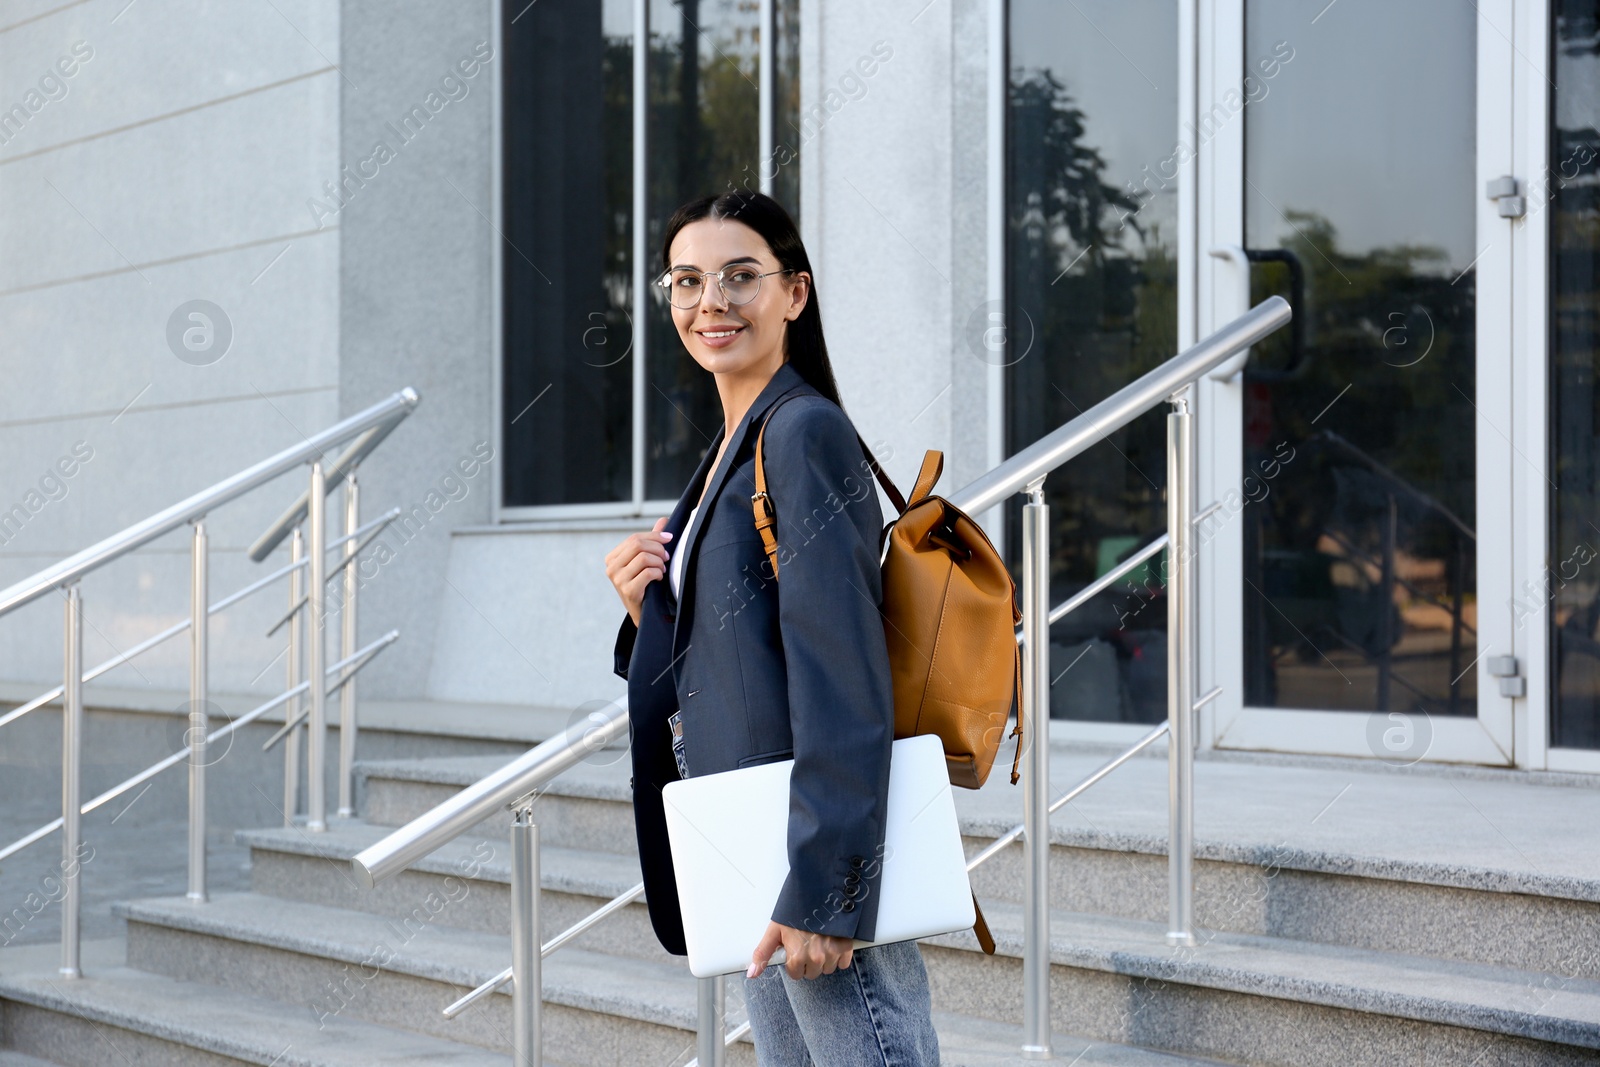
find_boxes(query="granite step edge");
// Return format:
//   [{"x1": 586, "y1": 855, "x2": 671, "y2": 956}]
[
  {"x1": 922, "y1": 899, "x2": 1600, "y2": 1050},
  {"x1": 113, "y1": 892, "x2": 715, "y2": 1035},
  {"x1": 236, "y1": 820, "x2": 643, "y2": 897},
  {"x1": 0, "y1": 938, "x2": 514, "y2": 1067},
  {"x1": 354, "y1": 763, "x2": 1600, "y2": 905}
]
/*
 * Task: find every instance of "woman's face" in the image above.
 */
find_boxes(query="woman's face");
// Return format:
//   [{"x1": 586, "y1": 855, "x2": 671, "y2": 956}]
[{"x1": 665, "y1": 218, "x2": 809, "y2": 377}]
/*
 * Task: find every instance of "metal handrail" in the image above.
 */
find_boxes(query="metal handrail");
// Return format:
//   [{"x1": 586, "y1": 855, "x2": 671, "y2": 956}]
[
  {"x1": 0, "y1": 509, "x2": 400, "y2": 735},
  {"x1": 1006, "y1": 498, "x2": 1221, "y2": 642},
  {"x1": 0, "y1": 388, "x2": 416, "y2": 620},
  {"x1": 263, "y1": 508, "x2": 402, "y2": 638},
  {"x1": 953, "y1": 298, "x2": 1289, "y2": 517},
  {"x1": 259, "y1": 632, "x2": 393, "y2": 751},
  {"x1": 18, "y1": 386, "x2": 420, "y2": 980},
  {"x1": 443, "y1": 881, "x2": 647, "y2": 1018},
  {"x1": 247, "y1": 417, "x2": 410, "y2": 561},
  {"x1": 0, "y1": 631, "x2": 398, "y2": 865},
  {"x1": 961, "y1": 687, "x2": 1219, "y2": 874}
]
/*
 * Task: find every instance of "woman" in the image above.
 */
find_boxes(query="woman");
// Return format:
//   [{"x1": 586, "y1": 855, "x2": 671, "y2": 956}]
[{"x1": 604, "y1": 189, "x2": 942, "y2": 1065}]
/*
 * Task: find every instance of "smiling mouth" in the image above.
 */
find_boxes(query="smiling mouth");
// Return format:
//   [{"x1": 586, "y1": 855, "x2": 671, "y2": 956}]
[{"x1": 699, "y1": 327, "x2": 744, "y2": 339}]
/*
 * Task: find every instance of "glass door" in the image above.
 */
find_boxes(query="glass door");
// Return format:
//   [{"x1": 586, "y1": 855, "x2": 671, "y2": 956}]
[
  {"x1": 1535, "y1": 0, "x2": 1600, "y2": 772},
  {"x1": 1201, "y1": 0, "x2": 1520, "y2": 764}
]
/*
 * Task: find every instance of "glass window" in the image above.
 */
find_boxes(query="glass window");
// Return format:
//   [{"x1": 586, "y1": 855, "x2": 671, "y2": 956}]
[
  {"x1": 1241, "y1": 0, "x2": 1478, "y2": 716},
  {"x1": 501, "y1": 0, "x2": 635, "y2": 507},
  {"x1": 1005, "y1": 0, "x2": 1179, "y2": 725},
  {"x1": 646, "y1": 0, "x2": 763, "y2": 500},
  {"x1": 501, "y1": 0, "x2": 799, "y2": 509}
]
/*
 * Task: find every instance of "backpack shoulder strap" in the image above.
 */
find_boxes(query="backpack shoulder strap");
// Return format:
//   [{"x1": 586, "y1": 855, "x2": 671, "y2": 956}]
[
  {"x1": 908, "y1": 450, "x2": 943, "y2": 508},
  {"x1": 752, "y1": 395, "x2": 909, "y2": 580}
]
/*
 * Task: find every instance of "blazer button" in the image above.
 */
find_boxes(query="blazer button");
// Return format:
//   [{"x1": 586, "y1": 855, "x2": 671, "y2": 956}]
[{"x1": 841, "y1": 900, "x2": 856, "y2": 913}]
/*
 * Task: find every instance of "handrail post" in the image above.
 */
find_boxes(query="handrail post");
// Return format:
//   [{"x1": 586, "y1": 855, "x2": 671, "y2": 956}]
[
  {"x1": 696, "y1": 976, "x2": 726, "y2": 1067},
  {"x1": 510, "y1": 800, "x2": 542, "y2": 1066},
  {"x1": 60, "y1": 583, "x2": 83, "y2": 978},
  {"x1": 1020, "y1": 480, "x2": 1051, "y2": 1058},
  {"x1": 306, "y1": 460, "x2": 329, "y2": 832},
  {"x1": 338, "y1": 473, "x2": 360, "y2": 817},
  {"x1": 284, "y1": 526, "x2": 304, "y2": 825},
  {"x1": 1166, "y1": 388, "x2": 1197, "y2": 947},
  {"x1": 188, "y1": 519, "x2": 209, "y2": 902}
]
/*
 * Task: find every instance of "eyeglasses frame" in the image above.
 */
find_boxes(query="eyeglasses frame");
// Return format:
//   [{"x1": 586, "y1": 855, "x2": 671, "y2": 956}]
[{"x1": 655, "y1": 266, "x2": 798, "y2": 309}]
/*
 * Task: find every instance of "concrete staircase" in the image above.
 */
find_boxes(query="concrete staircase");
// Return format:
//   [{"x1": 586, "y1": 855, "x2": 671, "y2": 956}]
[
  {"x1": 0, "y1": 745, "x2": 1213, "y2": 1065},
  {"x1": 5, "y1": 729, "x2": 1600, "y2": 1064}
]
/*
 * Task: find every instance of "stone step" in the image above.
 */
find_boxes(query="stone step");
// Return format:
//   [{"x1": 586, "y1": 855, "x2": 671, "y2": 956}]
[
  {"x1": 354, "y1": 755, "x2": 1600, "y2": 982},
  {"x1": 963, "y1": 831, "x2": 1600, "y2": 981},
  {"x1": 0, "y1": 680, "x2": 578, "y2": 752},
  {"x1": 110, "y1": 891, "x2": 1232, "y2": 1066},
  {"x1": 237, "y1": 820, "x2": 669, "y2": 963},
  {"x1": 119, "y1": 884, "x2": 1600, "y2": 1066},
  {"x1": 114, "y1": 891, "x2": 740, "y2": 1066},
  {"x1": 357, "y1": 755, "x2": 631, "y2": 848},
  {"x1": 918, "y1": 898, "x2": 1600, "y2": 1066},
  {"x1": 0, "y1": 937, "x2": 519, "y2": 1066}
]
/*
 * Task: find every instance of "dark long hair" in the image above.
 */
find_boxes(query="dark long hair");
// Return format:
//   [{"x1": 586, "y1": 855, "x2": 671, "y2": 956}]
[{"x1": 659, "y1": 189, "x2": 844, "y2": 412}]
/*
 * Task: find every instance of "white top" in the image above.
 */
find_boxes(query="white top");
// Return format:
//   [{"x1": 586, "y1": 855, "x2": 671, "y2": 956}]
[{"x1": 670, "y1": 503, "x2": 700, "y2": 599}]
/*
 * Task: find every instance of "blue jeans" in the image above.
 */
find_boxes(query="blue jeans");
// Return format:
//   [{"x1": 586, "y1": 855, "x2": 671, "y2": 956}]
[{"x1": 741, "y1": 938, "x2": 941, "y2": 1066}]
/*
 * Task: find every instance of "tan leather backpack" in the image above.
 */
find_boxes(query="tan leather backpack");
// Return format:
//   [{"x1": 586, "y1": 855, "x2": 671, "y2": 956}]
[{"x1": 751, "y1": 400, "x2": 1025, "y2": 791}]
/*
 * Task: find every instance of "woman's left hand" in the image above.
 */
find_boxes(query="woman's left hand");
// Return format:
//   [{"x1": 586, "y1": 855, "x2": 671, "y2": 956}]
[{"x1": 748, "y1": 920, "x2": 853, "y2": 980}]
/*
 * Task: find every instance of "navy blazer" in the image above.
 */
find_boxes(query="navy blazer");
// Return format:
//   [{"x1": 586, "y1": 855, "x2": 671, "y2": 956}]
[{"x1": 612, "y1": 359, "x2": 895, "y2": 956}]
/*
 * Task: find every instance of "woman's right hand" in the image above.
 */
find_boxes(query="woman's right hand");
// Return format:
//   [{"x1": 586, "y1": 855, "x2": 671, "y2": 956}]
[{"x1": 605, "y1": 516, "x2": 673, "y2": 628}]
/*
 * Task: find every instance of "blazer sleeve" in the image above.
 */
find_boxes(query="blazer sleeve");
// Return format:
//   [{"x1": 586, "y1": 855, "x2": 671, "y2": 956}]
[
  {"x1": 763, "y1": 398, "x2": 894, "y2": 940},
  {"x1": 613, "y1": 614, "x2": 637, "y2": 681}
]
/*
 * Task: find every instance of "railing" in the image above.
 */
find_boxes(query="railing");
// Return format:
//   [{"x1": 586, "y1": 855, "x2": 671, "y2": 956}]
[
  {"x1": 353, "y1": 296, "x2": 1293, "y2": 1066},
  {"x1": 0, "y1": 388, "x2": 419, "y2": 979}
]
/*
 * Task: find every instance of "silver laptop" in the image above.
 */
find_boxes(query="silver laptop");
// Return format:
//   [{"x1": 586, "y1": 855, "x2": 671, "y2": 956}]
[{"x1": 661, "y1": 733, "x2": 975, "y2": 978}]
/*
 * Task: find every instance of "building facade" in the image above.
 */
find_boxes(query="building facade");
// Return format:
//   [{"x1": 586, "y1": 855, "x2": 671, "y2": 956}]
[{"x1": 2, "y1": 0, "x2": 1596, "y2": 776}]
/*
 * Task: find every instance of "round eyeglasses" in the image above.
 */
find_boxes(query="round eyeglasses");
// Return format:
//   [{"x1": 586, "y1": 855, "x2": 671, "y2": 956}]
[{"x1": 656, "y1": 265, "x2": 795, "y2": 310}]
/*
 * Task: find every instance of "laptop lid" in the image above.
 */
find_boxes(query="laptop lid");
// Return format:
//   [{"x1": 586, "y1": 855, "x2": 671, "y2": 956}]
[{"x1": 662, "y1": 733, "x2": 975, "y2": 978}]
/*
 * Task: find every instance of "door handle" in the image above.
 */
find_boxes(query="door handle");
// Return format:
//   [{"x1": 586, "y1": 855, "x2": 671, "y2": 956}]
[{"x1": 1208, "y1": 243, "x2": 1310, "y2": 382}]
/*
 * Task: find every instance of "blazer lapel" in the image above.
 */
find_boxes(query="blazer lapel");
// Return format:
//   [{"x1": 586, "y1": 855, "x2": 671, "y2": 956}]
[{"x1": 670, "y1": 361, "x2": 810, "y2": 653}]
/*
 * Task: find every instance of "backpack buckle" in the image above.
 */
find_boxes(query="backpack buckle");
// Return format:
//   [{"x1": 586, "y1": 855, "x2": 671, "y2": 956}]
[{"x1": 750, "y1": 490, "x2": 773, "y2": 517}]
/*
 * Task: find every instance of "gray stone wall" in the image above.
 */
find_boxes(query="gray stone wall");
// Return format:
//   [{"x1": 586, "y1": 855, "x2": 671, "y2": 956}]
[{"x1": 0, "y1": 0, "x2": 340, "y2": 698}]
